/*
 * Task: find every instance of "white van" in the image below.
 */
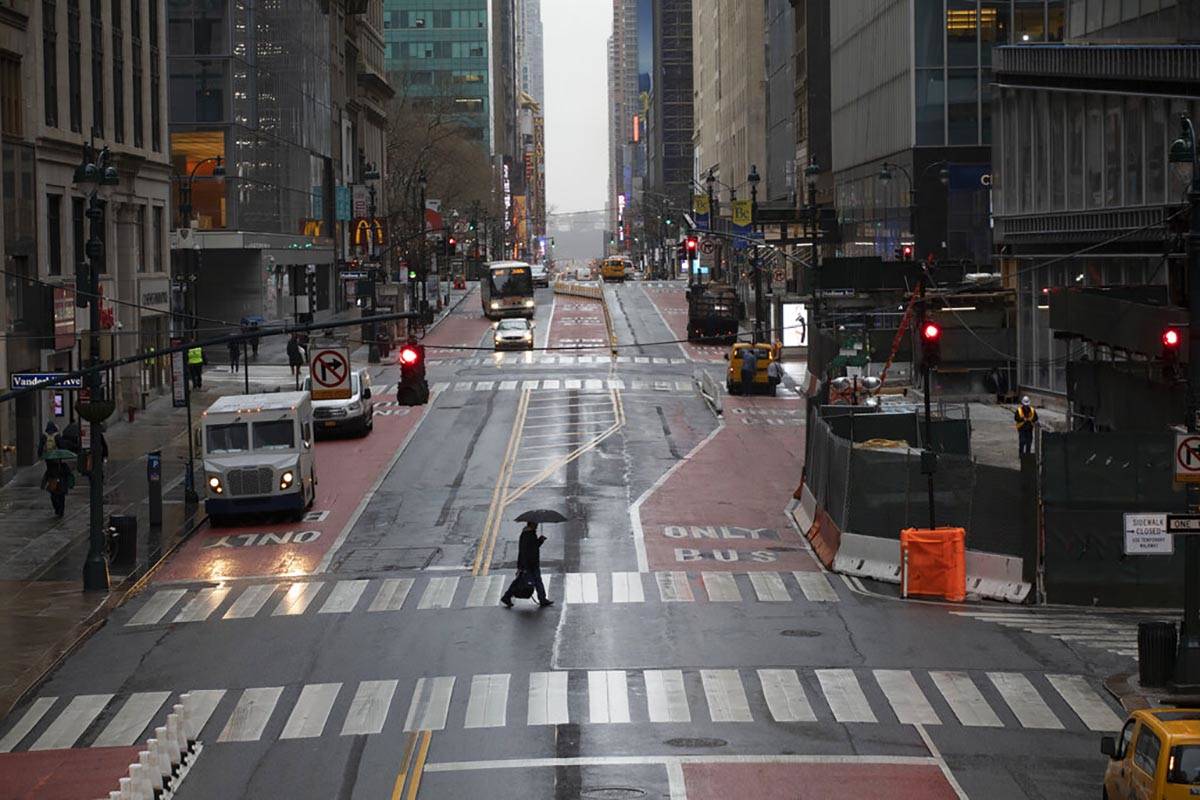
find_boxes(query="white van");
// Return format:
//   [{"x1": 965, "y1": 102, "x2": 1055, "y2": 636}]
[{"x1": 200, "y1": 391, "x2": 317, "y2": 523}]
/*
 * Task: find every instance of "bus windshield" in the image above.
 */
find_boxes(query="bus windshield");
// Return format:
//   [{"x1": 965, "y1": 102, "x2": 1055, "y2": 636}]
[{"x1": 489, "y1": 268, "x2": 533, "y2": 297}]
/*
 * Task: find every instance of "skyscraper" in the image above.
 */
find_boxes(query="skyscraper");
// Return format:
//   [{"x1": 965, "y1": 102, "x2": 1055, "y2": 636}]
[{"x1": 516, "y1": 0, "x2": 544, "y2": 106}]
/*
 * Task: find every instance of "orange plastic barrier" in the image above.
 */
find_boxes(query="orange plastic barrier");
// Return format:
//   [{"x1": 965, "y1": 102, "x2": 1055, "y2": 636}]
[{"x1": 900, "y1": 527, "x2": 966, "y2": 602}]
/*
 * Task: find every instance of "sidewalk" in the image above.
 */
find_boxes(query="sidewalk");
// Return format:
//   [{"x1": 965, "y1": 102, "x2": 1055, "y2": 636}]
[{"x1": 0, "y1": 283, "x2": 475, "y2": 719}]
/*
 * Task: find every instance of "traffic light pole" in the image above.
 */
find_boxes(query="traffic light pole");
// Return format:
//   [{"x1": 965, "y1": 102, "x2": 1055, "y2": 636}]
[
  {"x1": 1174, "y1": 115, "x2": 1200, "y2": 691},
  {"x1": 923, "y1": 358, "x2": 936, "y2": 530},
  {"x1": 82, "y1": 187, "x2": 109, "y2": 592}
]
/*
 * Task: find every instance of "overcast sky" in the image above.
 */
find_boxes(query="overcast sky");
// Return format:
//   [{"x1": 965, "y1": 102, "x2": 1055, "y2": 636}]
[{"x1": 542, "y1": 0, "x2": 612, "y2": 216}]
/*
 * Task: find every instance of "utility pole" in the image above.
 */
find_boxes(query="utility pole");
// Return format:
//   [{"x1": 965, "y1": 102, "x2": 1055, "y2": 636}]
[
  {"x1": 1171, "y1": 114, "x2": 1200, "y2": 690},
  {"x1": 361, "y1": 151, "x2": 382, "y2": 363},
  {"x1": 418, "y1": 170, "x2": 428, "y2": 323},
  {"x1": 748, "y1": 165, "x2": 763, "y2": 343},
  {"x1": 74, "y1": 138, "x2": 120, "y2": 591},
  {"x1": 805, "y1": 162, "x2": 822, "y2": 333},
  {"x1": 705, "y1": 169, "x2": 720, "y2": 283}
]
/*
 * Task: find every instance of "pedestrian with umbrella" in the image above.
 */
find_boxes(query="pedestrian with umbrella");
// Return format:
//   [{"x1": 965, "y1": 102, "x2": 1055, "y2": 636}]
[
  {"x1": 501, "y1": 509, "x2": 567, "y2": 608},
  {"x1": 41, "y1": 449, "x2": 77, "y2": 518}
]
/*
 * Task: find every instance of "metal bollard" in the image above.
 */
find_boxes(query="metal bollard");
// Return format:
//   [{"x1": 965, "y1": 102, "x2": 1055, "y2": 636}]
[
  {"x1": 126, "y1": 763, "x2": 150, "y2": 800},
  {"x1": 165, "y1": 715, "x2": 184, "y2": 763},
  {"x1": 148, "y1": 737, "x2": 171, "y2": 781},
  {"x1": 179, "y1": 693, "x2": 197, "y2": 742},
  {"x1": 118, "y1": 777, "x2": 132, "y2": 800},
  {"x1": 172, "y1": 702, "x2": 191, "y2": 749}
]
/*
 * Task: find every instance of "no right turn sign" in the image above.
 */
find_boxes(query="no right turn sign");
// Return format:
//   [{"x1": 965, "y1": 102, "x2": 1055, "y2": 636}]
[{"x1": 1176, "y1": 433, "x2": 1200, "y2": 484}]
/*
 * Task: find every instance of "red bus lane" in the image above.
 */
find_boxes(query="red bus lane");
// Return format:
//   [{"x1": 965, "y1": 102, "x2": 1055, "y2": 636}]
[
  {"x1": 681, "y1": 761, "x2": 960, "y2": 800},
  {"x1": 637, "y1": 393, "x2": 811, "y2": 573},
  {"x1": 153, "y1": 405, "x2": 425, "y2": 583},
  {"x1": 549, "y1": 296, "x2": 608, "y2": 352},
  {"x1": 641, "y1": 283, "x2": 728, "y2": 362},
  {"x1": 424, "y1": 287, "x2": 491, "y2": 360}
]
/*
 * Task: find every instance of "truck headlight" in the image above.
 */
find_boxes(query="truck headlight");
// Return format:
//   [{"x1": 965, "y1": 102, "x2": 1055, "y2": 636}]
[
  {"x1": 207, "y1": 475, "x2": 223, "y2": 494},
  {"x1": 280, "y1": 470, "x2": 295, "y2": 490},
  {"x1": 491, "y1": 301, "x2": 501, "y2": 310},
  {"x1": 524, "y1": 299, "x2": 535, "y2": 307}
]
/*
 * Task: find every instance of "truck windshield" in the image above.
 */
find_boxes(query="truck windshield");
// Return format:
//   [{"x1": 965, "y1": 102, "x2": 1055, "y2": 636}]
[
  {"x1": 207, "y1": 423, "x2": 249, "y2": 454},
  {"x1": 1170, "y1": 746, "x2": 1200, "y2": 784},
  {"x1": 253, "y1": 420, "x2": 295, "y2": 450}
]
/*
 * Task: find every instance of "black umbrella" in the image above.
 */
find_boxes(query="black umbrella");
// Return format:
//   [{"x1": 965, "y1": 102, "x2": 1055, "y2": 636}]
[{"x1": 514, "y1": 509, "x2": 568, "y2": 524}]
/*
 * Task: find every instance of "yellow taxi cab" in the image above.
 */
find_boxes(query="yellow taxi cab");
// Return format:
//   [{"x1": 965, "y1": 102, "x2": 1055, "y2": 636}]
[
  {"x1": 725, "y1": 342, "x2": 779, "y2": 396},
  {"x1": 600, "y1": 257, "x2": 629, "y2": 283},
  {"x1": 1101, "y1": 708, "x2": 1200, "y2": 798}
]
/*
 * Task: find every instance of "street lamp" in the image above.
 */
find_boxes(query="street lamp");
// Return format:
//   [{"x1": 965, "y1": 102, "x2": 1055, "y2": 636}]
[
  {"x1": 878, "y1": 160, "x2": 949, "y2": 261},
  {"x1": 360, "y1": 151, "x2": 382, "y2": 363},
  {"x1": 1169, "y1": 114, "x2": 1200, "y2": 691},
  {"x1": 177, "y1": 156, "x2": 225, "y2": 228},
  {"x1": 416, "y1": 170, "x2": 428, "y2": 324},
  {"x1": 748, "y1": 164, "x2": 763, "y2": 343},
  {"x1": 73, "y1": 137, "x2": 120, "y2": 592},
  {"x1": 805, "y1": 160, "x2": 822, "y2": 331}
]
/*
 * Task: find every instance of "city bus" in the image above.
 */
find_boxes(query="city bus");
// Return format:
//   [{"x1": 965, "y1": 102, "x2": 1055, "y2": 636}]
[{"x1": 481, "y1": 261, "x2": 536, "y2": 320}]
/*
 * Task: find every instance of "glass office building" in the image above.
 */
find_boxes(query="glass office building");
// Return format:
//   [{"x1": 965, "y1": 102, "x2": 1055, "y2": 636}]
[{"x1": 382, "y1": 1, "x2": 490, "y2": 142}]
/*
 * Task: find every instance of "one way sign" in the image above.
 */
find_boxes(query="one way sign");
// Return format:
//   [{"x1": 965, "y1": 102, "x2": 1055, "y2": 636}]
[{"x1": 309, "y1": 346, "x2": 351, "y2": 401}]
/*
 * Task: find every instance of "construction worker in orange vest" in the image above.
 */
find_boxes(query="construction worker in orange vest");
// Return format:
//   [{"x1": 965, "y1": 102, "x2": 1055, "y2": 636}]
[{"x1": 1014, "y1": 396, "x2": 1038, "y2": 457}]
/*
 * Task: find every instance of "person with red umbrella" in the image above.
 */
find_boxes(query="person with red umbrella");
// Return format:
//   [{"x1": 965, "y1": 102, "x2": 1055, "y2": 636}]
[{"x1": 501, "y1": 510, "x2": 566, "y2": 608}]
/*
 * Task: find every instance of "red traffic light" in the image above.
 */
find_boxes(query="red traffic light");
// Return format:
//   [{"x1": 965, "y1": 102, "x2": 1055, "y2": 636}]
[
  {"x1": 921, "y1": 322, "x2": 941, "y2": 341},
  {"x1": 1164, "y1": 328, "x2": 1182, "y2": 348},
  {"x1": 902, "y1": 245, "x2": 914, "y2": 259},
  {"x1": 685, "y1": 237, "x2": 698, "y2": 251},
  {"x1": 448, "y1": 237, "x2": 457, "y2": 247},
  {"x1": 400, "y1": 346, "x2": 421, "y2": 365}
]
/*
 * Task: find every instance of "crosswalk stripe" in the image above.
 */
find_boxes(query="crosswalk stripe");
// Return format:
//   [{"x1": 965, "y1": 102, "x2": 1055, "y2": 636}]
[
  {"x1": 341, "y1": 680, "x2": 398, "y2": 736},
  {"x1": 815, "y1": 669, "x2": 876, "y2": 723},
  {"x1": 611, "y1": 572, "x2": 645, "y2": 603},
  {"x1": 319, "y1": 580, "x2": 369, "y2": 614},
  {"x1": 31, "y1": 694, "x2": 113, "y2": 750},
  {"x1": 542, "y1": 379, "x2": 561, "y2": 390},
  {"x1": 702, "y1": 572, "x2": 741, "y2": 602},
  {"x1": 793, "y1": 571, "x2": 838, "y2": 602},
  {"x1": 466, "y1": 576, "x2": 507, "y2": 607},
  {"x1": 272, "y1": 581, "x2": 325, "y2": 616},
  {"x1": 186, "y1": 690, "x2": 227, "y2": 738},
  {"x1": 700, "y1": 669, "x2": 752, "y2": 722},
  {"x1": 92, "y1": 692, "x2": 172, "y2": 747},
  {"x1": 609, "y1": 378, "x2": 626, "y2": 390},
  {"x1": 675, "y1": 381, "x2": 691, "y2": 392},
  {"x1": 635, "y1": 357, "x2": 650, "y2": 364},
  {"x1": 418, "y1": 577, "x2": 460, "y2": 609},
  {"x1": 280, "y1": 683, "x2": 341, "y2": 739},
  {"x1": 644, "y1": 670, "x2": 691, "y2": 723},
  {"x1": 218, "y1": 687, "x2": 284, "y2": 742},
  {"x1": 565, "y1": 573, "x2": 599, "y2": 604},
  {"x1": 404, "y1": 677, "x2": 455, "y2": 732},
  {"x1": 528, "y1": 672, "x2": 569, "y2": 725},
  {"x1": 758, "y1": 669, "x2": 815, "y2": 722},
  {"x1": 465, "y1": 674, "x2": 510, "y2": 729},
  {"x1": 588, "y1": 671, "x2": 631, "y2": 724},
  {"x1": 127, "y1": 589, "x2": 187, "y2": 626},
  {"x1": 1046, "y1": 674, "x2": 1122, "y2": 731},
  {"x1": 499, "y1": 380, "x2": 518, "y2": 390},
  {"x1": 930, "y1": 671, "x2": 1002, "y2": 727},
  {"x1": 224, "y1": 584, "x2": 278, "y2": 620},
  {"x1": 475, "y1": 381, "x2": 494, "y2": 391},
  {"x1": 585, "y1": 379, "x2": 604, "y2": 390},
  {"x1": 173, "y1": 587, "x2": 231, "y2": 623},
  {"x1": 0, "y1": 697, "x2": 56, "y2": 752},
  {"x1": 749, "y1": 572, "x2": 791, "y2": 602},
  {"x1": 452, "y1": 382, "x2": 472, "y2": 391},
  {"x1": 368, "y1": 578, "x2": 414, "y2": 612},
  {"x1": 522, "y1": 380, "x2": 541, "y2": 390},
  {"x1": 873, "y1": 670, "x2": 939, "y2": 725},
  {"x1": 431, "y1": 382, "x2": 449, "y2": 393},
  {"x1": 656, "y1": 571, "x2": 694, "y2": 602},
  {"x1": 987, "y1": 672, "x2": 1063, "y2": 730},
  {"x1": 564, "y1": 379, "x2": 582, "y2": 390}
]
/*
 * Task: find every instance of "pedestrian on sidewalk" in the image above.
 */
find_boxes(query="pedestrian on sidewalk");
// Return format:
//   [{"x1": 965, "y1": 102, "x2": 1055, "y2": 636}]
[
  {"x1": 287, "y1": 334, "x2": 305, "y2": 387},
  {"x1": 41, "y1": 458, "x2": 74, "y2": 518},
  {"x1": 1014, "y1": 396, "x2": 1039, "y2": 457},
  {"x1": 501, "y1": 522, "x2": 553, "y2": 608},
  {"x1": 187, "y1": 346, "x2": 205, "y2": 389},
  {"x1": 740, "y1": 347, "x2": 759, "y2": 395},
  {"x1": 37, "y1": 422, "x2": 60, "y2": 458},
  {"x1": 228, "y1": 338, "x2": 241, "y2": 372}
]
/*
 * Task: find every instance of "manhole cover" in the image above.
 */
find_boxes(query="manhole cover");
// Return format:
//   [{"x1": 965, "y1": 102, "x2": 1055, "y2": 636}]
[
  {"x1": 781, "y1": 629, "x2": 822, "y2": 638},
  {"x1": 581, "y1": 789, "x2": 646, "y2": 799},
  {"x1": 664, "y1": 737, "x2": 727, "y2": 748}
]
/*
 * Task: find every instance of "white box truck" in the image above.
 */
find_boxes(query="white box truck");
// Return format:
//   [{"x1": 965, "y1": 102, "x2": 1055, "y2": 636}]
[{"x1": 200, "y1": 391, "x2": 317, "y2": 524}]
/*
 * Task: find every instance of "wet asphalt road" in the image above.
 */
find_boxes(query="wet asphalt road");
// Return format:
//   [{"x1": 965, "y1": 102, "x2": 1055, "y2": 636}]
[{"x1": 0, "y1": 282, "x2": 1133, "y2": 800}]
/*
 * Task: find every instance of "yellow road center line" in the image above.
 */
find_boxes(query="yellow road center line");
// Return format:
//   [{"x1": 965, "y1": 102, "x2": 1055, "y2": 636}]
[
  {"x1": 404, "y1": 730, "x2": 433, "y2": 800},
  {"x1": 390, "y1": 731, "x2": 420, "y2": 800},
  {"x1": 474, "y1": 390, "x2": 530, "y2": 576}
]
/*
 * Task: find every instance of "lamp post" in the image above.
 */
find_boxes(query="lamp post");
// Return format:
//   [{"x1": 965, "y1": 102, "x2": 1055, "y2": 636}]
[
  {"x1": 418, "y1": 170, "x2": 428, "y2": 323},
  {"x1": 1170, "y1": 114, "x2": 1200, "y2": 690},
  {"x1": 878, "y1": 160, "x2": 949, "y2": 261},
  {"x1": 706, "y1": 169, "x2": 719, "y2": 282},
  {"x1": 360, "y1": 153, "x2": 382, "y2": 363},
  {"x1": 73, "y1": 138, "x2": 120, "y2": 591},
  {"x1": 805, "y1": 161, "x2": 821, "y2": 333},
  {"x1": 748, "y1": 164, "x2": 763, "y2": 343}
]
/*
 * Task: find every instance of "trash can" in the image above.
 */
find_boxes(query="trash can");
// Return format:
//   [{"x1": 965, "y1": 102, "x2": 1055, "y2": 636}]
[
  {"x1": 107, "y1": 514, "x2": 137, "y2": 569},
  {"x1": 1138, "y1": 620, "x2": 1177, "y2": 688}
]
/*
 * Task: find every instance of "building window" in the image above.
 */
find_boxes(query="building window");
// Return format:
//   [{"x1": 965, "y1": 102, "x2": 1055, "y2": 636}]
[
  {"x1": 946, "y1": 2, "x2": 978, "y2": 68},
  {"x1": 1014, "y1": 0, "x2": 1046, "y2": 42},
  {"x1": 916, "y1": 69, "x2": 945, "y2": 146},
  {"x1": 0, "y1": 53, "x2": 21, "y2": 137},
  {"x1": 135, "y1": 204, "x2": 146, "y2": 271},
  {"x1": 68, "y1": 0, "x2": 81, "y2": 132},
  {"x1": 113, "y1": 0, "x2": 124, "y2": 143},
  {"x1": 1067, "y1": 93, "x2": 1084, "y2": 209},
  {"x1": 47, "y1": 194, "x2": 62, "y2": 275},
  {"x1": 43, "y1": 0, "x2": 58, "y2": 128},
  {"x1": 131, "y1": 0, "x2": 142, "y2": 147},
  {"x1": 91, "y1": 0, "x2": 103, "y2": 137},
  {"x1": 1124, "y1": 96, "x2": 1143, "y2": 206},
  {"x1": 948, "y1": 69, "x2": 979, "y2": 145},
  {"x1": 149, "y1": 0, "x2": 160, "y2": 151},
  {"x1": 152, "y1": 205, "x2": 162, "y2": 271},
  {"x1": 1146, "y1": 97, "x2": 1167, "y2": 205},
  {"x1": 1085, "y1": 94, "x2": 1103, "y2": 208},
  {"x1": 1104, "y1": 95, "x2": 1121, "y2": 206},
  {"x1": 72, "y1": 197, "x2": 85, "y2": 279},
  {"x1": 1049, "y1": 92, "x2": 1066, "y2": 210}
]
